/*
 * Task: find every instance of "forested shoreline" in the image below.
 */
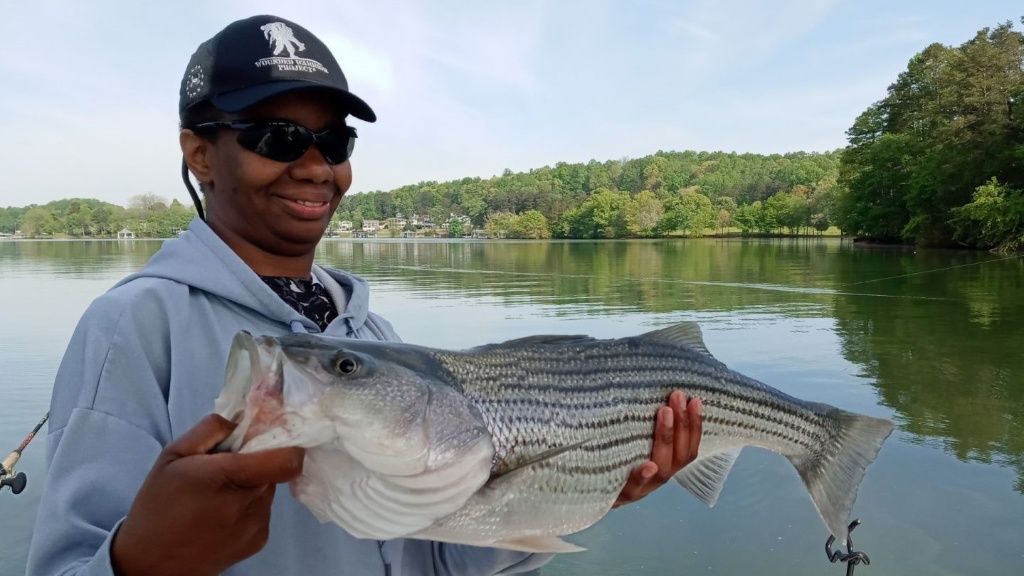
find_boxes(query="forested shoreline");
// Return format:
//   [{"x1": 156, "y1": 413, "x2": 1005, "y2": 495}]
[
  {"x1": 3, "y1": 18, "x2": 1021, "y2": 250},
  {"x1": 839, "y1": 18, "x2": 1024, "y2": 252},
  {"x1": 0, "y1": 150, "x2": 844, "y2": 241}
]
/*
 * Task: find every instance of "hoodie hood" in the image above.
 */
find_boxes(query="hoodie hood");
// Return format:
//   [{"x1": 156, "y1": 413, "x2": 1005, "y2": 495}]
[{"x1": 113, "y1": 217, "x2": 372, "y2": 334}]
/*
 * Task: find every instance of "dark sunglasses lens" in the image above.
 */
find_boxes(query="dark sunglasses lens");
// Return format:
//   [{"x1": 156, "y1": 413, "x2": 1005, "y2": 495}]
[
  {"x1": 316, "y1": 130, "x2": 356, "y2": 164},
  {"x1": 237, "y1": 124, "x2": 310, "y2": 162}
]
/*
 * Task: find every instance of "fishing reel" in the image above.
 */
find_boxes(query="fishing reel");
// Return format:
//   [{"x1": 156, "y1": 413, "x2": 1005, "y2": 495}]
[
  {"x1": 1, "y1": 412, "x2": 48, "y2": 496},
  {"x1": 0, "y1": 469, "x2": 28, "y2": 495}
]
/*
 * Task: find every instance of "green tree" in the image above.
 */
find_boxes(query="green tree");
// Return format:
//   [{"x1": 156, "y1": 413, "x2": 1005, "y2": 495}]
[
  {"x1": 447, "y1": 219, "x2": 465, "y2": 237},
  {"x1": 714, "y1": 196, "x2": 737, "y2": 233},
  {"x1": 838, "y1": 132, "x2": 915, "y2": 240},
  {"x1": 626, "y1": 191, "x2": 664, "y2": 237},
  {"x1": 757, "y1": 197, "x2": 782, "y2": 233},
  {"x1": 838, "y1": 19, "x2": 1024, "y2": 247},
  {"x1": 510, "y1": 210, "x2": 551, "y2": 239},
  {"x1": 458, "y1": 187, "x2": 487, "y2": 226},
  {"x1": 734, "y1": 202, "x2": 759, "y2": 234},
  {"x1": 64, "y1": 204, "x2": 93, "y2": 236},
  {"x1": 642, "y1": 156, "x2": 667, "y2": 192},
  {"x1": 660, "y1": 190, "x2": 715, "y2": 236},
  {"x1": 809, "y1": 174, "x2": 839, "y2": 233},
  {"x1": 20, "y1": 207, "x2": 58, "y2": 236},
  {"x1": 586, "y1": 189, "x2": 630, "y2": 238},
  {"x1": 91, "y1": 205, "x2": 113, "y2": 235},
  {"x1": 951, "y1": 178, "x2": 1024, "y2": 252},
  {"x1": 558, "y1": 189, "x2": 630, "y2": 238},
  {"x1": 485, "y1": 212, "x2": 517, "y2": 238},
  {"x1": 768, "y1": 191, "x2": 811, "y2": 234},
  {"x1": 0, "y1": 207, "x2": 26, "y2": 233}
]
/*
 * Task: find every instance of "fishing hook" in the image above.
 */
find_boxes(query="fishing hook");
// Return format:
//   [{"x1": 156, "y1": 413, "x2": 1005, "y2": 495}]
[{"x1": 825, "y1": 519, "x2": 871, "y2": 576}]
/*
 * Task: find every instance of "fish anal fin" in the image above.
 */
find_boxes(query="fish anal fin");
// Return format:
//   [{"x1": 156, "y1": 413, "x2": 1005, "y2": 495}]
[
  {"x1": 640, "y1": 322, "x2": 714, "y2": 358},
  {"x1": 674, "y1": 448, "x2": 741, "y2": 507},
  {"x1": 489, "y1": 535, "x2": 587, "y2": 553}
]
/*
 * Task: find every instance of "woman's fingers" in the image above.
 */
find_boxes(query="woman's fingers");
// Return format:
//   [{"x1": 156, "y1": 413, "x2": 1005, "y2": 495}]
[{"x1": 612, "y1": 391, "x2": 705, "y2": 509}]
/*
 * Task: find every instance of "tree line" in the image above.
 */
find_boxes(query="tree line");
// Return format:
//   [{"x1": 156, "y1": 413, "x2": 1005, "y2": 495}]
[
  {"x1": 335, "y1": 150, "x2": 842, "y2": 239},
  {"x1": 837, "y1": 17, "x2": 1024, "y2": 252},
  {"x1": 3, "y1": 152, "x2": 843, "y2": 240},
  {"x1": 0, "y1": 194, "x2": 193, "y2": 238}
]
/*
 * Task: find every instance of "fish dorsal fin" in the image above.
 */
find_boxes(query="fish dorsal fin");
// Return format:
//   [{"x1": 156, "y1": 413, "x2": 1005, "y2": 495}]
[
  {"x1": 640, "y1": 322, "x2": 713, "y2": 358},
  {"x1": 674, "y1": 448, "x2": 741, "y2": 507},
  {"x1": 470, "y1": 334, "x2": 596, "y2": 352}
]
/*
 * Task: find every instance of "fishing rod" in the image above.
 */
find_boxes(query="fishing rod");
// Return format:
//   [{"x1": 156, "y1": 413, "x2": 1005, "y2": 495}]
[{"x1": 1, "y1": 412, "x2": 49, "y2": 495}]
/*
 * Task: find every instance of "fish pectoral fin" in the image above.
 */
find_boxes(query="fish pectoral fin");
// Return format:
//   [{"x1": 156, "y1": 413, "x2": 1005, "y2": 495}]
[
  {"x1": 489, "y1": 439, "x2": 591, "y2": 484},
  {"x1": 489, "y1": 535, "x2": 587, "y2": 553},
  {"x1": 674, "y1": 448, "x2": 741, "y2": 507},
  {"x1": 639, "y1": 322, "x2": 715, "y2": 359}
]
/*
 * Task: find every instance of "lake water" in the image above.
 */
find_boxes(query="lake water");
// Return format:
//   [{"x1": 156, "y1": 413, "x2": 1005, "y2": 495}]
[{"x1": 1, "y1": 238, "x2": 1022, "y2": 575}]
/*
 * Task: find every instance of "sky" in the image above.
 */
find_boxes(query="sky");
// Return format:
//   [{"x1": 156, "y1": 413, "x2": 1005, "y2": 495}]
[{"x1": 1, "y1": 0, "x2": 1021, "y2": 208}]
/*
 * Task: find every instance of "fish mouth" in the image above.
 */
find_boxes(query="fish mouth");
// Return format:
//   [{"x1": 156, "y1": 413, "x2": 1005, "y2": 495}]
[{"x1": 215, "y1": 332, "x2": 286, "y2": 452}]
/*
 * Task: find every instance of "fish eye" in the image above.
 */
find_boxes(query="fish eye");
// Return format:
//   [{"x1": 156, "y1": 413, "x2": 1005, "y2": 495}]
[{"x1": 335, "y1": 356, "x2": 359, "y2": 376}]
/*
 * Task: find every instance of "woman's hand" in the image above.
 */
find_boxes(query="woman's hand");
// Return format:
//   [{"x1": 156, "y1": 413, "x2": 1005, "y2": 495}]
[
  {"x1": 112, "y1": 414, "x2": 304, "y2": 576},
  {"x1": 613, "y1": 391, "x2": 702, "y2": 507}
]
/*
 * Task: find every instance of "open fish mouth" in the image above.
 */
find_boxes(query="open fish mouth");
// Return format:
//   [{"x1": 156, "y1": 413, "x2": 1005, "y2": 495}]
[{"x1": 215, "y1": 332, "x2": 286, "y2": 452}]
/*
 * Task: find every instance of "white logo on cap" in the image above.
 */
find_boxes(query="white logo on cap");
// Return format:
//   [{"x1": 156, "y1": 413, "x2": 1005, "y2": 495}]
[
  {"x1": 255, "y1": 22, "x2": 329, "y2": 75},
  {"x1": 184, "y1": 65, "x2": 205, "y2": 99}
]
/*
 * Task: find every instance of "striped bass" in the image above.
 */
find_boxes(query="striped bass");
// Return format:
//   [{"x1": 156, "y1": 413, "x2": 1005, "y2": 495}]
[{"x1": 214, "y1": 323, "x2": 894, "y2": 553}]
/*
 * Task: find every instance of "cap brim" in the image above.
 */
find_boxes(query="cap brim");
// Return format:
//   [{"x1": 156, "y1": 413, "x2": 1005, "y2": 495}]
[{"x1": 212, "y1": 81, "x2": 377, "y2": 122}]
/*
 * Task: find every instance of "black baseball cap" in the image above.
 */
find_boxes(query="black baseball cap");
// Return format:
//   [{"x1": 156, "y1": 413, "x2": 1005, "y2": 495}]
[{"x1": 179, "y1": 15, "x2": 376, "y2": 122}]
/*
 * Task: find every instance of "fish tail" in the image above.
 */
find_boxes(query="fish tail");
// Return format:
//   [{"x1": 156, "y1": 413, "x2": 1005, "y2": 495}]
[{"x1": 788, "y1": 408, "x2": 893, "y2": 541}]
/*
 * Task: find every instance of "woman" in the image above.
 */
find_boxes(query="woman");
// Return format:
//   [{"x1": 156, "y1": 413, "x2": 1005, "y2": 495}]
[{"x1": 27, "y1": 15, "x2": 702, "y2": 576}]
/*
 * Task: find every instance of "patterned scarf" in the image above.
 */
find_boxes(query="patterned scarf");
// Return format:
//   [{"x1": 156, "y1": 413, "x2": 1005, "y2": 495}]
[{"x1": 260, "y1": 276, "x2": 338, "y2": 332}]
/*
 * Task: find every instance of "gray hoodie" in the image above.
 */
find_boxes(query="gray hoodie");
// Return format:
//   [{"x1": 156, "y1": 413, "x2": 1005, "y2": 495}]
[{"x1": 27, "y1": 217, "x2": 549, "y2": 576}]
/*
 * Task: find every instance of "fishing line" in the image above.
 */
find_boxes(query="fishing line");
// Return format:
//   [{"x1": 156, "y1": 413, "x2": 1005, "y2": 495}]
[
  {"x1": 843, "y1": 254, "x2": 1022, "y2": 287},
  {"x1": 382, "y1": 266, "x2": 958, "y2": 301}
]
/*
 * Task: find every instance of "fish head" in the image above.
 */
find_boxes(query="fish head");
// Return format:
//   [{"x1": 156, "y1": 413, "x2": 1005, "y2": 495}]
[
  {"x1": 215, "y1": 331, "x2": 493, "y2": 480},
  {"x1": 278, "y1": 334, "x2": 437, "y2": 442},
  {"x1": 214, "y1": 331, "x2": 292, "y2": 452}
]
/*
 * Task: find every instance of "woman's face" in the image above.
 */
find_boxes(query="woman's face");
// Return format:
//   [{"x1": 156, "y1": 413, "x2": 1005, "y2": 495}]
[{"x1": 200, "y1": 91, "x2": 353, "y2": 261}]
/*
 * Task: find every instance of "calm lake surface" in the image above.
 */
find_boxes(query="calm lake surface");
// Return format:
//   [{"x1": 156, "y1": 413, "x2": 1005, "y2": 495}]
[{"x1": 1, "y1": 238, "x2": 1022, "y2": 575}]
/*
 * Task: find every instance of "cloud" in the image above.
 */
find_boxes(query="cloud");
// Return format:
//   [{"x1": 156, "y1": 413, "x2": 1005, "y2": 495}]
[
  {"x1": 1, "y1": 0, "x2": 1019, "y2": 207},
  {"x1": 319, "y1": 32, "x2": 396, "y2": 96},
  {"x1": 664, "y1": 0, "x2": 839, "y2": 75},
  {"x1": 672, "y1": 20, "x2": 720, "y2": 43}
]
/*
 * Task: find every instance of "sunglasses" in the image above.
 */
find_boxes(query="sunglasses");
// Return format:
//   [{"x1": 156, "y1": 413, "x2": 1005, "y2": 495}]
[{"x1": 192, "y1": 120, "x2": 357, "y2": 165}]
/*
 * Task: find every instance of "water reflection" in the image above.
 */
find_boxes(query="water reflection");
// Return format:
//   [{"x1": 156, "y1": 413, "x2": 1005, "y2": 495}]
[
  {"x1": 831, "y1": 253, "x2": 1024, "y2": 492},
  {"x1": 318, "y1": 239, "x2": 849, "y2": 315},
  {"x1": 0, "y1": 239, "x2": 162, "y2": 279}
]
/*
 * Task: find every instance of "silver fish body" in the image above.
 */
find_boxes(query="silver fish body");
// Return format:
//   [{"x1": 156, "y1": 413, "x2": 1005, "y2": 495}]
[{"x1": 214, "y1": 323, "x2": 893, "y2": 553}]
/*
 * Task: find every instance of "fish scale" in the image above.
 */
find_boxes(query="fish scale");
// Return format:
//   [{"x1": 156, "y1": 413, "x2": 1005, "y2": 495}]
[
  {"x1": 216, "y1": 322, "x2": 894, "y2": 553},
  {"x1": 436, "y1": 344, "x2": 826, "y2": 474}
]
